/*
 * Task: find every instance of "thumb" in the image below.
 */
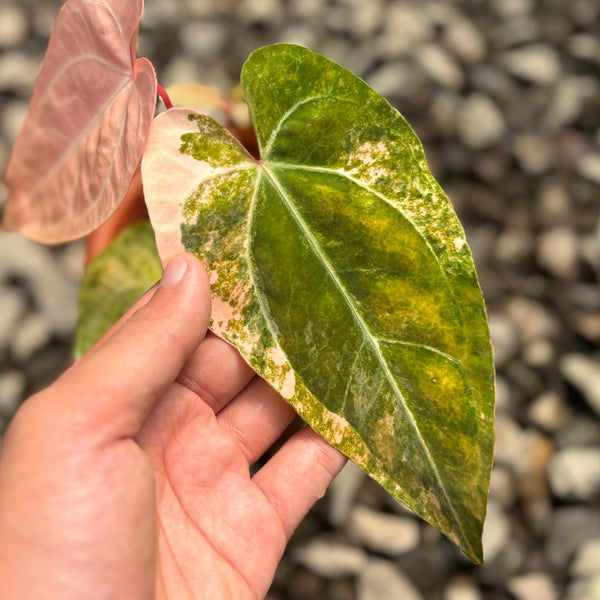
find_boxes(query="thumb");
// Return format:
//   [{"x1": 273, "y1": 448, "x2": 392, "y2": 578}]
[{"x1": 51, "y1": 253, "x2": 212, "y2": 438}]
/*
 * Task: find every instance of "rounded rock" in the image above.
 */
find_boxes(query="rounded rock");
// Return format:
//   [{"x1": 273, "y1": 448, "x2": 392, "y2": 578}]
[
  {"x1": 548, "y1": 446, "x2": 600, "y2": 502},
  {"x1": 358, "y1": 559, "x2": 424, "y2": 600}
]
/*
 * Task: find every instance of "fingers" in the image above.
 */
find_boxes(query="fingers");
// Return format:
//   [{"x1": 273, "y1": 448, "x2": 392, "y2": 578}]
[
  {"x1": 252, "y1": 428, "x2": 347, "y2": 539},
  {"x1": 216, "y1": 377, "x2": 297, "y2": 463},
  {"x1": 50, "y1": 253, "x2": 212, "y2": 438}
]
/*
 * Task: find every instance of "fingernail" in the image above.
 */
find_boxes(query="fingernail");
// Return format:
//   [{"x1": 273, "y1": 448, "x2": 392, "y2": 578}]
[{"x1": 160, "y1": 256, "x2": 188, "y2": 286}]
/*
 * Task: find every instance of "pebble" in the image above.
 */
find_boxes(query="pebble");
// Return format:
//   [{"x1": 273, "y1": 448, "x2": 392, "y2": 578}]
[
  {"x1": 513, "y1": 133, "x2": 553, "y2": 175},
  {"x1": 180, "y1": 21, "x2": 228, "y2": 60},
  {"x1": 415, "y1": 43, "x2": 465, "y2": 90},
  {"x1": 482, "y1": 500, "x2": 511, "y2": 563},
  {"x1": 0, "y1": 287, "x2": 25, "y2": 351},
  {"x1": 489, "y1": 465, "x2": 517, "y2": 509},
  {"x1": 375, "y1": 4, "x2": 433, "y2": 58},
  {"x1": 492, "y1": 0, "x2": 534, "y2": 19},
  {"x1": 499, "y1": 44, "x2": 562, "y2": 85},
  {"x1": 0, "y1": 4, "x2": 28, "y2": 48},
  {"x1": 543, "y1": 76, "x2": 599, "y2": 131},
  {"x1": 357, "y1": 559, "x2": 424, "y2": 600},
  {"x1": 347, "y1": 505, "x2": 420, "y2": 556},
  {"x1": 545, "y1": 508, "x2": 600, "y2": 569},
  {"x1": 0, "y1": 370, "x2": 26, "y2": 415},
  {"x1": 11, "y1": 313, "x2": 52, "y2": 364},
  {"x1": 488, "y1": 312, "x2": 519, "y2": 367},
  {"x1": 366, "y1": 61, "x2": 423, "y2": 99},
  {"x1": 570, "y1": 538, "x2": 600, "y2": 578},
  {"x1": 504, "y1": 296, "x2": 561, "y2": 344},
  {"x1": 456, "y1": 93, "x2": 506, "y2": 149},
  {"x1": 536, "y1": 226, "x2": 580, "y2": 280},
  {"x1": 566, "y1": 576, "x2": 600, "y2": 600},
  {"x1": 238, "y1": 0, "x2": 284, "y2": 26},
  {"x1": 577, "y1": 153, "x2": 600, "y2": 185},
  {"x1": 1, "y1": 100, "x2": 28, "y2": 143},
  {"x1": 508, "y1": 572, "x2": 558, "y2": 600},
  {"x1": 528, "y1": 391, "x2": 571, "y2": 433},
  {"x1": 443, "y1": 575, "x2": 482, "y2": 600},
  {"x1": 561, "y1": 354, "x2": 600, "y2": 416},
  {"x1": 443, "y1": 14, "x2": 487, "y2": 65},
  {"x1": 291, "y1": 540, "x2": 367, "y2": 578},
  {"x1": 548, "y1": 446, "x2": 600, "y2": 502},
  {"x1": 0, "y1": 51, "x2": 40, "y2": 93},
  {"x1": 328, "y1": 460, "x2": 366, "y2": 527}
]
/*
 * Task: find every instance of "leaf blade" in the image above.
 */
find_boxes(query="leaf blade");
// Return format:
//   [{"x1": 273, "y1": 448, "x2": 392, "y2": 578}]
[
  {"x1": 142, "y1": 45, "x2": 494, "y2": 563},
  {"x1": 3, "y1": 0, "x2": 156, "y2": 243}
]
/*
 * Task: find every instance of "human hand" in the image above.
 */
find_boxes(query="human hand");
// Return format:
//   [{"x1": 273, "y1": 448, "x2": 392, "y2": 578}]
[{"x1": 0, "y1": 254, "x2": 346, "y2": 600}]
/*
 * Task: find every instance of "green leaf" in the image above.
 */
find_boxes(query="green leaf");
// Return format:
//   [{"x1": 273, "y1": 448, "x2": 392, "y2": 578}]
[
  {"x1": 142, "y1": 44, "x2": 495, "y2": 563},
  {"x1": 75, "y1": 220, "x2": 162, "y2": 357}
]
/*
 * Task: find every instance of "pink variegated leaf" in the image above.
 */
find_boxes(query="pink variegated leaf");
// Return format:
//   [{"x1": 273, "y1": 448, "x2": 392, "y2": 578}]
[{"x1": 2, "y1": 0, "x2": 156, "y2": 244}]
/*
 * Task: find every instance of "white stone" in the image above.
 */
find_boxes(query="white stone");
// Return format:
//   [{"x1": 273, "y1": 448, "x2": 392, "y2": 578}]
[
  {"x1": 347, "y1": 505, "x2": 420, "y2": 556},
  {"x1": 415, "y1": 43, "x2": 465, "y2": 90},
  {"x1": 457, "y1": 94, "x2": 506, "y2": 149},
  {"x1": 578, "y1": 153, "x2": 600, "y2": 185},
  {"x1": 443, "y1": 14, "x2": 487, "y2": 64},
  {"x1": 513, "y1": 133, "x2": 553, "y2": 175},
  {"x1": 488, "y1": 465, "x2": 517, "y2": 509},
  {"x1": 482, "y1": 500, "x2": 511, "y2": 563},
  {"x1": 180, "y1": 21, "x2": 227, "y2": 60},
  {"x1": 543, "y1": 76, "x2": 599, "y2": 130},
  {"x1": 366, "y1": 62, "x2": 423, "y2": 99},
  {"x1": 528, "y1": 391, "x2": 570, "y2": 433},
  {"x1": 0, "y1": 51, "x2": 41, "y2": 93},
  {"x1": 488, "y1": 312, "x2": 519, "y2": 366},
  {"x1": 358, "y1": 559, "x2": 424, "y2": 600},
  {"x1": 328, "y1": 460, "x2": 366, "y2": 526},
  {"x1": 376, "y1": 4, "x2": 433, "y2": 58},
  {"x1": 571, "y1": 538, "x2": 600, "y2": 578},
  {"x1": 292, "y1": 540, "x2": 367, "y2": 578},
  {"x1": 500, "y1": 45, "x2": 562, "y2": 85},
  {"x1": 0, "y1": 4, "x2": 28, "y2": 48},
  {"x1": 505, "y1": 296, "x2": 561, "y2": 344},
  {"x1": 561, "y1": 354, "x2": 600, "y2": 417},
  {"x1": 1, "y1": 100, "x2": 28, "y2": 143},
  {"x1": 566, "y1": 575, "x2": 600, "y2": 600},
  {"x1": 508, "y1": 572, "x2": 557, "y2": 600},
  {"x1": 492, "y1": 0, "x2": 533, "y2": 18},
  {"x1": 0, "y1": 370, "x2": 26, "y2": 415},
  {"x1": 11, "y1": 313, "x2": 52, "y2": 363},
  {"x1": 444, "y1": 575, "x2": 481, "y2": 600},
  {"x1": 548, "y1": 446, "x2": 600, "y2": 501},
  {"x1": 536, "y1": 226, "x2": 580, "y2": 280},
  {"x1": 238, "y1": 0, "x2": 283, "y2": 25}
]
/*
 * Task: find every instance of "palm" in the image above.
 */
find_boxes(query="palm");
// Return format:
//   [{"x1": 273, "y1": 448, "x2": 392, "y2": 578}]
[{"x1": 137, "y1": 332, "x2": 341, "y2": 600}]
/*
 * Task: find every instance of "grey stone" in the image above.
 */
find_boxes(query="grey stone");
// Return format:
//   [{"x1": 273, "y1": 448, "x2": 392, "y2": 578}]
[
  {"x1": 415, "y1": 43, "x2": 465, "y2": 90},
  {"x1": 443, "y1": 575, "x2": 482, "y2": 600},
  {"x1": 375, "y1": 4, "x2": 433, "y2": 58},
  {"x1": 545, "y1": 507, "x2": 600, "y2": 569},
  {"x1": 328, "y1": 460, "x2": 366, "y2": 527},
  {"x1": 366, "y1": 61, "x2": 424, "y2": 99},
  {"x1": 528, "y1": 391, "x2": 571, "y2": 433},
  {"x1": 513, "y1": 133, "x2": 553, "y2": 175},
  {"x1": 358, "y1": 559, "x2": 424, "y2": 600},
  {"x1": 11, "y1": 313, "x2": 52, "y2": 363},
  {"x1": 180, "y1": 21, "x2": 227, "y2": 60},
  {"x1": 0, "y1": 370, "x2": 26, "y2": 415},
  {"x1": 494, "y1": 227, "x2": 534, "y2": 266},
  {"x1": 548, "y1": 446, "x2": 600, "y2": 501},
  {"x1": 492, "y1": 0, "x2": 534, "y2": 18},
  {"x1": 488, "y1": 312, "x2": 519, "y2": 366},
  {"x1": 566, "y1": 576, "x2": 600, "y2": 600},
  {"x1": 0, "y1": 4, "x2": 28, "y2": 48},
  {"x1": 508, "y1": 572, "x2": 558, "y2": 600},
  {"x1": 504, "y1": 296, "x2": 561, "y2": 344},
  {"x1": 443, "y1": 13, "x2": 487, "y2": 65},
  {"x1": 457, "y1": 94, "x2": 506, "y2": 149},
  {"x1": 0, "y1": 287, "x2": 25, "y2": 351},
  {"x1": 0, "y1": 232, "x2": 79, "y2": 338},
  {"x1": 570, "y1": 538, "x2": 600, "y2": 578},
  {"x1": 1, "y1": 100, "x2": 28, "y2": 143},
  {"x1": 499, "y1": 45, "x2": 562, "y2": 85},
  {"x1": 488, "y1": 465, "x2": 517, "y2": 509},
  {"x1": 567, "y1": 33, "x2": 600, "y2": 62},
  {"x1": 470, "y1": 64, "x2": 519, "y2": 101},
  {"x1": 292, "y1": 539, "x2": 367, "y2": 578},
  {"x1": 578, "y1": 153, "x2": 600, "y2": 185},
  {"x1": 482, "y1": 500, "x2": 511, "y2": 563},
  {"x1": 522, "y1": 339, "x2": 554, "y2": 367},
  {"x1": 238, "y1": 0, "x2": 283, "y2": 26},
  {"x1": 561, "y1": 354, "x2": 600, "y2": 416},
  {"x1": 536, "y1": 227, "x2": 580, "y2": 280},
  {"x1": 347, "y1": 505, "x2": 420, "y2": 556},
  {"x1": 0, "y1": 51, "x2": 40, "y2": 93},
  {"x1": 543, "y1": 76, "x2": 599, "y2": 131}
]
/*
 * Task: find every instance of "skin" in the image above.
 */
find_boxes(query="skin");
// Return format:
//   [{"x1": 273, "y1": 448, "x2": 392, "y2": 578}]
[{"x1": 0, "y1": 254, "x2": 346, "y2": 600}]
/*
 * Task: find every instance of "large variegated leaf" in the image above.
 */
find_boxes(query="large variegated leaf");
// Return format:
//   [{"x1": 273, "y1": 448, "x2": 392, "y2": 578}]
[
  {"x1": 3, "y1": 0, "x2": 156, "y2": 244},
  {"x1": 142, "y1": 44, "x2": 495, "y2": 563}
]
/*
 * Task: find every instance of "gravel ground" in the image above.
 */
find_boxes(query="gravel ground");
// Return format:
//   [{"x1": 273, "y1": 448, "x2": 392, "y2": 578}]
[{"x1": 1, "y1": 1, "x2": 599, "y2": 599}]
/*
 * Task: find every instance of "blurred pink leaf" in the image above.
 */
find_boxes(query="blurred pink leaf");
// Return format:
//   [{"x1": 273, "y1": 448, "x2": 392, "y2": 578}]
[{"x1": 3, "y1": 0, "x2": 156, "y2": 244}]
